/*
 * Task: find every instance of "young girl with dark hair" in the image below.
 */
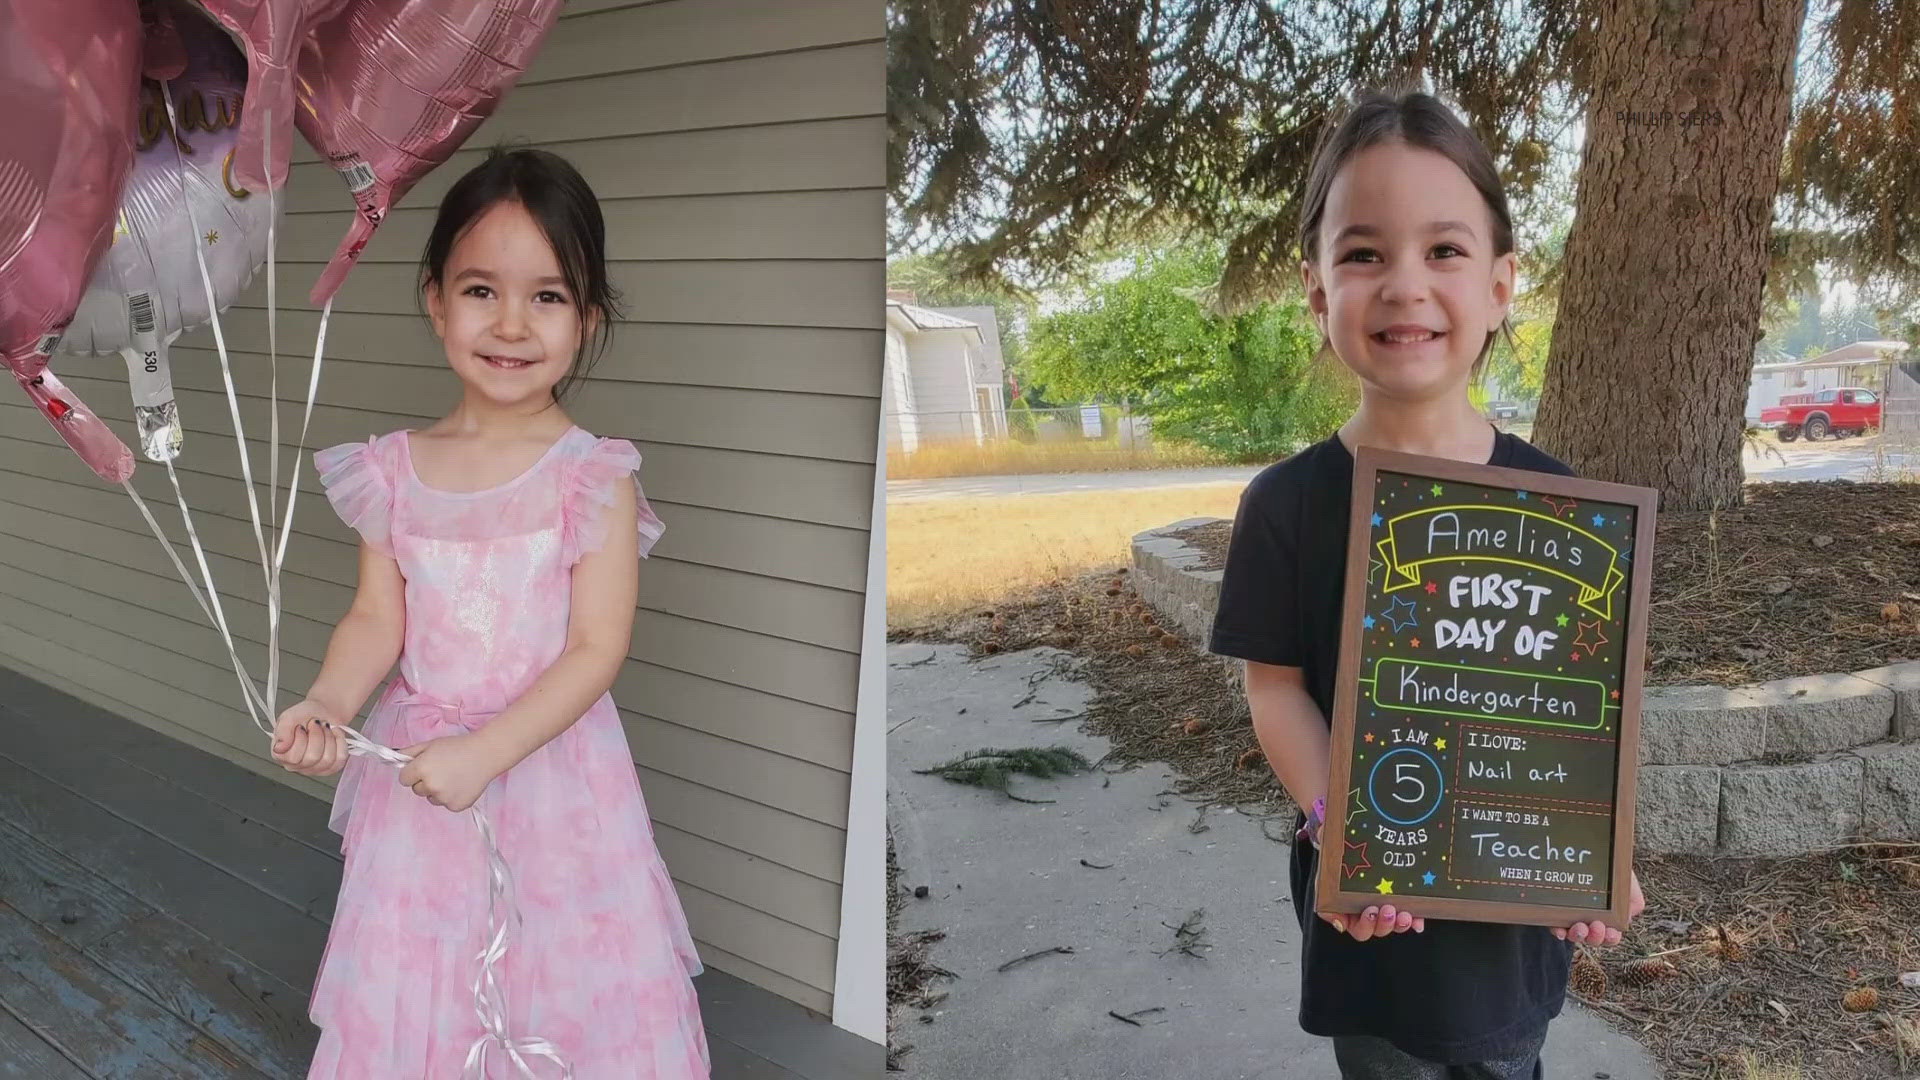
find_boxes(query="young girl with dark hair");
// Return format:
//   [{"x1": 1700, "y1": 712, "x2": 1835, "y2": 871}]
[
  {"x1": 270, "y1": 145, "x2": 710, "y2": 1078},
  {"x1": 1210, "y1": 89, "x2": 1644, "y2": 1079}
]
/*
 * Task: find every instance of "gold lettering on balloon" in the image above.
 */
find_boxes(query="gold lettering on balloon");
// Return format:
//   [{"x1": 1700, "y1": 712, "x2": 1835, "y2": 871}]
[
  {"x1": 220, "y1": 149, "x2": 251, "y2": 200},
  {"x1": 133, "y1": 82, "x2": 242, "y2": 156}
]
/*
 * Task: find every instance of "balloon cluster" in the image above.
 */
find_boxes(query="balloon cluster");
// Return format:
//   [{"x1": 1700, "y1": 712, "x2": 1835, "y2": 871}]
[{"x1": 0, "y1": 0, "x2": 563, "y2": 480}]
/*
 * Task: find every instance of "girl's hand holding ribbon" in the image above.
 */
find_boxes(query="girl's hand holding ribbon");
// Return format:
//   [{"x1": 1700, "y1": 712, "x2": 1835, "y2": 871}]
[
  {"x1": 271, "y1": 699, "x2": 350, "y2": 777},
  {"x1": 395, "y1": 732, "x2": 507, "y2": 813}
]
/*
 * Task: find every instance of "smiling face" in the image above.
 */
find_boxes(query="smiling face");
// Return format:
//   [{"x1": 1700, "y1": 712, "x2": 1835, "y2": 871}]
[
  {"x1": 1302, "y1": 140, "x2": 1516, "y2": 405},
  {"x1": 425, "y1": 199, "x2": 592, "y2": 408}
]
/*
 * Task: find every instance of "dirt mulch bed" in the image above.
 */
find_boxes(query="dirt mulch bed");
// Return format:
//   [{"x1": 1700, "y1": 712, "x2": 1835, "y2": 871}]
[
  {"x1": 1575, "y1": 847, "x2": 1920, "y2": 1079},
  {"x1": 890, "y1": 563, "x2": 1920, "y2": 1079},
  {"x1": 1172, "y1": 481, "x2": 1920, "y2": 687}
]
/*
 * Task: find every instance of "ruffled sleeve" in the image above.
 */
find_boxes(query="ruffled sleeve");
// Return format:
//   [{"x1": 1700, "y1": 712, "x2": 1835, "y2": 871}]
[
  {"x1": 562, "y1": 437, "x2": 666, "y2": 565},
  {"x1": 313, "y1": 434, "x2": 396, "y2": 556}
]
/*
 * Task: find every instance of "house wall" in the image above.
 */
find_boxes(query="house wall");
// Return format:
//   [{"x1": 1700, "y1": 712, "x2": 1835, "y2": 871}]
[
  {"x1": 930, "y1": 305, "x2": 1008, "y2": 438},
  {"x1": 0, "y1": 0, "x2": 882, "y2": 1020},
  {"x1": 905, "y1": 332, "x2": 982, "y2": 443},
  {"x1": 883, "y1": 322, "x2": 919, "y2": 453},
  {"x1": 1747, "y1": 365, "x2": 1843, "y2": 419}
]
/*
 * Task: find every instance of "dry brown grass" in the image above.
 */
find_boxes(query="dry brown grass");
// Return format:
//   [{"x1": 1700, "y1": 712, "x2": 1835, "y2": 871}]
[
  {"x1": 885, "y1": 485, "x2": 1243, "y2": 627},
  {"x1": 1733, "y1": 1054, "x2": 1805, "y2": 1080},
  {"x1": 886, "y1": 437, "x2": 1233, "y2": 480}
]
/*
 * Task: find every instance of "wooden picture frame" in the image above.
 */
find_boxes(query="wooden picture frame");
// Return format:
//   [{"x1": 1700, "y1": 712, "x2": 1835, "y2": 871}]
[{"x1": 1314, "y1": 445, "x2": 1659, "y2": 929}]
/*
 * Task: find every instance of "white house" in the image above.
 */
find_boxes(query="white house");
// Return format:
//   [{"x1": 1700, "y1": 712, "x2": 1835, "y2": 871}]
[
  {"x1": 1747, "y1": 340, "x2": 1909, "y2": 420},
  {"x1": 883, "y1": 299, "x2": 1008, "y2": 450},
  {"x1": 927, "y1": 304, "x2": 1009, "y2": 439}
]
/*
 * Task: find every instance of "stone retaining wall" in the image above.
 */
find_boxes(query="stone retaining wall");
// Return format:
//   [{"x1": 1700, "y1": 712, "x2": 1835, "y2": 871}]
[{"x1": 1133, "y1": 518, "x2": 1920, "y2": 857}]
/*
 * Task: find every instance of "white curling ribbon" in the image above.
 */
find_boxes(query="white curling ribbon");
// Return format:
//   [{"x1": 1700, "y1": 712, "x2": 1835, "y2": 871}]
[{"x1": 336, "y1": 692, "x2": 575, "y2": 1080}]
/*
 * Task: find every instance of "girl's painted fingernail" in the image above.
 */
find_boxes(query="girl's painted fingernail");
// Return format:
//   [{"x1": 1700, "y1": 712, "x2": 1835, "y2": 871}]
[{"x1": 1333, "y1": 918, "x2": 1346, "y2": 933}]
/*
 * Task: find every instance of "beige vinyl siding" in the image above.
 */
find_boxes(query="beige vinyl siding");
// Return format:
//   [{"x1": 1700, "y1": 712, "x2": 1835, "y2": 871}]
[{"x1": 0, "y1": 0, "x2": 880, "y2": 1018}]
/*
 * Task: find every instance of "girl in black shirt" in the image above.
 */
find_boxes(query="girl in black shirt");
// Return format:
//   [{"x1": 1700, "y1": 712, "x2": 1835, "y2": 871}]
[{"x1": 1209, "y1": 88, "x2": 1645, "y2": 1079}]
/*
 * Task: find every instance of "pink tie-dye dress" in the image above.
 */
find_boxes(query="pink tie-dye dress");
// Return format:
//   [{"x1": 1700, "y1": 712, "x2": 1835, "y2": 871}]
[{"x1": 304, "y1": 425, "x2": 710, "y2": 1078}]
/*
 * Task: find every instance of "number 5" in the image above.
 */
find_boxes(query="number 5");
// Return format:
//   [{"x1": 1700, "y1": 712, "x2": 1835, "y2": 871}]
[{"x1": 1393, "y1": 761, "x2": 1427, "y2": 804}]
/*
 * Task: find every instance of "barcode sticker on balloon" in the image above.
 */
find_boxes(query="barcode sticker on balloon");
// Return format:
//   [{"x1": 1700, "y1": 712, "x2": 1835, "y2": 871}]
[
  {"x1": 34, "y1": 331, "x2": 62, "y2": 357},
  {"x1": 129, "y1": 293, "x2": 156, "y2": 335},
  {"x1": 333, "y1": 156, "x2": 377, "y2": 193}
]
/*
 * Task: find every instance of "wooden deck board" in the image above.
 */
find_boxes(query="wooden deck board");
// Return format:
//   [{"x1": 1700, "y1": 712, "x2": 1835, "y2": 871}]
[
  {"x1": 0, "y1": 902, "x2": 273, "y2": 1078},
  {"x1": 0, "y1": 1000, "x2": 94, "y2": 1079}
]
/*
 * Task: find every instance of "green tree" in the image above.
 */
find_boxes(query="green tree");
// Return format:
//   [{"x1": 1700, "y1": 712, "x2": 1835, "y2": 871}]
[{"x1": 1024, "y1": 246, "x2": 1354, "y2": 458}]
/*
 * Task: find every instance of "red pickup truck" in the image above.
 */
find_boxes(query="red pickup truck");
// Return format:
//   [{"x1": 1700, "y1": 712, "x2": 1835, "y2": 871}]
[{"x1": 1759, "y1": 386, "x2": 1882, "y2": 441}]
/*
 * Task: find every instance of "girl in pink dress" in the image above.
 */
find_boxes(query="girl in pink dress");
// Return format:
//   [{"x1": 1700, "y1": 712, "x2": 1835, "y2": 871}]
[{"x1": 268, "y1": 147, "x2": 710, "y2": 1078}]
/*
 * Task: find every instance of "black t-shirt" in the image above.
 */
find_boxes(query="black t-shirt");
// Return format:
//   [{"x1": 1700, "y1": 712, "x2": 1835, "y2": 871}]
[{"x1": 1209, "y1": 430, "x2": 1577, "y2": 1064}]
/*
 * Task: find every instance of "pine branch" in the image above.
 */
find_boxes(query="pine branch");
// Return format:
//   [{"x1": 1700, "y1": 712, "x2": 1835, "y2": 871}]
[{"x1": 913, "y1": 745, "x2": 1095, "y2": 802}]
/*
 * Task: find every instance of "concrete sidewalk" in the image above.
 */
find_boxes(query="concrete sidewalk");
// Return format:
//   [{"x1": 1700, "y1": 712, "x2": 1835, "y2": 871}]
[{"x1": 888, "y1": 642, "x2": 1662, "y2": 1080}]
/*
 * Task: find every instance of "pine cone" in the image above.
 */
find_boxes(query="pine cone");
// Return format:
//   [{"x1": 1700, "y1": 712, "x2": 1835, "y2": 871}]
[
  {"x1": 1106, "y1": 587, "x2": 1122, "y2": 597},
  {"x1": 1125, "y1": 644, "x2": 1146, "y2": 657},
  {"x1": 1234, "y1": 747, "x2": 1265, "y2": 771},
  {"x1": 1570, "y1": 950, "x2": 1607, "y2": 999},
  {"x1": 1842, "y1": 986, "x2": 1879, "y2": 1013},
  {"x1": 982, "y1": 640, "x2": 1001, "y2": 654},
  {"x1": 1160, "y1": 633, "x2": 1182, "y2": 649},
  {"x1": 1139, "y1": 612, "x2": 1156, "y2": 626},
  {"x1": 1182, "y1": 719, "x2": 1209, "y2": 736},
  {"x1": 1620, "y1": 957, "x2": 1678, "y2": 986}
]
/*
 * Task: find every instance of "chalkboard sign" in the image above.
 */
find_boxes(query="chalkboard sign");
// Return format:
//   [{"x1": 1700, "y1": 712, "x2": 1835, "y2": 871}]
[{"x1": 1316, "y1": 446, "x2": 1658, "y2": 929}]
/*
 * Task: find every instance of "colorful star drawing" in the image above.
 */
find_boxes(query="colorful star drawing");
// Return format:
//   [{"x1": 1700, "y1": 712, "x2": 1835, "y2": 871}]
[
  {"x1": 1371, "y1": 512, "x2": 1383, "y2": 527},
  {"x1": 1363, "y1": 732, "x2": 1375, "y2": 743},
  {"x1": 1590, "y1": 513, "x2": 1606, "y2": 528},
  {"x1": 1515, "y1": 490, "x2": 1529, "y2": 500},
  {"x1": 1571, "y1": 652, "x2": 1581, "y2": 662},
  {"x1": 1343, "y1": 841, "x2": 1371, "y2": 879},
  {"x1": 1362, "y1": 615, "x2": 1377, "y2": 630},
  {"x1": 1348, "y1": 787, "x2": 1369, "y2": 819},
  {"x1": 1542, "y1": 495, "x2": 1576, "y2": 517},
  {"x1": 1620, "y1": 545, "x2": 1633, "y2": 564},
  {"x1": 1422, "y1": 871, "x2": 1437, "y2": 886},
  {"x1": 1611, "y1": 689, "x2": 1621, "y2": 700},
  {"x1": 1433, "y1": 737, "x2": 1446, "y2": 750},
  {"x1": 1554, "y1": 612, "x2": 1570, "y2": 628},
  {"x1": 1367, "y1": 557, "x2": 1385, "y2": 585},
  {"x1": 1424, "y1": 581, "x2": 1438, "y2": 594},
  {"x1": 1429, "y1": 483, "x2": 1444, "y2": 497},
  {"x1": 1375, "y1": 878, "x2": 1395, "y2": 895},
  {"x1": 1573, "y1": 619, "x2": 1610, "y2": 654},
  {"x1": 1409, "y1": 637, "x2": 1422, "y2": 649},
  {"x1": 1382, "y1": 595, "x2": 1420, "y2": 633}
]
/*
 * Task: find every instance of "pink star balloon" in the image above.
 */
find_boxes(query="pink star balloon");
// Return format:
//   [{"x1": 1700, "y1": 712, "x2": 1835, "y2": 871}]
[
  {"x1": 293, "y1": 0, "x2": 563, "y2": 306},
  {"x1": 0, "y1": 0, "x2": 142, "y2": 482}
]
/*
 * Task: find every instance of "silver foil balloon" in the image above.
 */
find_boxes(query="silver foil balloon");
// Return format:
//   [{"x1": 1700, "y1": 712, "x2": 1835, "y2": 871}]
[{"x1": 62, "y1": 0, "x2": 282, "y2": 462}]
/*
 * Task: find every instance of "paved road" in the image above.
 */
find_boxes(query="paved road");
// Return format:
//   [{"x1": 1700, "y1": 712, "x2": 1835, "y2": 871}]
[
  {"x1": 1742, "y1": 434, "x2": 1916, "y2": 483},
  {"x1": 889, "y1": 642, "x2": 1662, "y2": 1080},
  {"x1": 888, "y1": 437, "x2": 1915, "y2": 501}
]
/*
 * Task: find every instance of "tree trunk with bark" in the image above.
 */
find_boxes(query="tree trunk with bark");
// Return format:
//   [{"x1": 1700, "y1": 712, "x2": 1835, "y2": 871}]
[{"x1": 1532, "y1": 0, "x2": 1806, "y2": 510}]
